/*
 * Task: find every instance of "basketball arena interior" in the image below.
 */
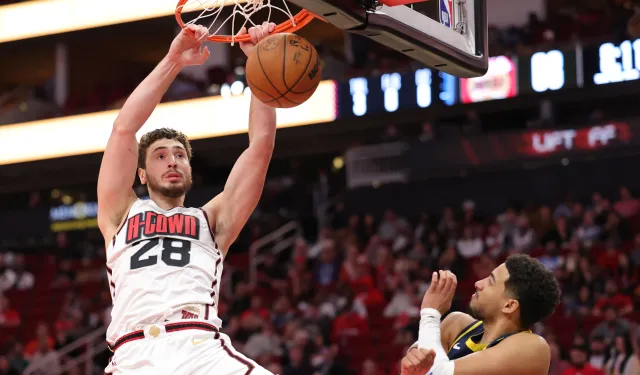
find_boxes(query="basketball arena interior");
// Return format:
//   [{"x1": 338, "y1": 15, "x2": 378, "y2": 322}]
[{"x1": 1, "y1": 0, "x2": 640, "y2": 374}]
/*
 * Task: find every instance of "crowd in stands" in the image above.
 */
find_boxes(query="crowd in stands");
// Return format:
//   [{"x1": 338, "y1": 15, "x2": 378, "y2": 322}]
[{"x1": 1, "y1": 182, "x2": 640, "y2": 375}]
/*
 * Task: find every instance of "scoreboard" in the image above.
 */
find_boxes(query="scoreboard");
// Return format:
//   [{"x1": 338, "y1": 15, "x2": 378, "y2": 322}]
[{"x1": 338, "y1": 38, "x2": 640, "y2": 117}]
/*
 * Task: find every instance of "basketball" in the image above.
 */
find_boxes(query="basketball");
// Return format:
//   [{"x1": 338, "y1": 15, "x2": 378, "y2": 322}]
[{"x1": 246, "y1": 33, "x2": 323, "y2": 109}]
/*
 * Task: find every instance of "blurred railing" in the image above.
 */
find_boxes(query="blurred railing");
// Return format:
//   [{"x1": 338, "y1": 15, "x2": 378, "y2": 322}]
[
  {"x1": 248, "y1": 220, "x2": 303, "y2": 287},
  {"x1": 23, "y1": 325, "x2": 108, "y2": 375}
]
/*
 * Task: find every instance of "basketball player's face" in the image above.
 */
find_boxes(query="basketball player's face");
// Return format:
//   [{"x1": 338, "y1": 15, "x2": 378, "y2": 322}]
[
  {"x1": 140, "y1": 139, "x2": 193, "y2": 199},
  {"x1": 469, "y1": 263, "x2": 516, "y2": 322}
]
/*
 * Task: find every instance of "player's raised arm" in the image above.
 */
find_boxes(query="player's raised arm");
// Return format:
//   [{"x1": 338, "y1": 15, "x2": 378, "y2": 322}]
[
  {"x1": 202, "y1": 23, "x2": 277, "y2": 254},
  {"x1": 97, "y1": 25, "x2": 211, "y2": 240},
  {"x1": 402, "y1": 269, "x2": 553, "y2": 375},
  {"x1": 404, "y1": 328, "x2": 550, "y2": 375}
]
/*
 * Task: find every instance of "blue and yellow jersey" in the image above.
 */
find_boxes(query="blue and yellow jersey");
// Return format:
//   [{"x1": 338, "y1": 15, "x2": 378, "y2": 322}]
[{"x1": 447, "y1": 320, "x2": 521, "y2": 360}]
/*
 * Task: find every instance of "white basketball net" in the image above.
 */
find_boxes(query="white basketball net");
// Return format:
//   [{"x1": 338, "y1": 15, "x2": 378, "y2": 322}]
[{"x1": 179, "y1": 0, "x2": 297, "y2": 45}]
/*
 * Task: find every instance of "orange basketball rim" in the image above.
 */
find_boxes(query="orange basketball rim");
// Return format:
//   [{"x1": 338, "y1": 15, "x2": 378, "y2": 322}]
[{"x1": 175, "y1": 0, "x2": 318, "y2": 43}]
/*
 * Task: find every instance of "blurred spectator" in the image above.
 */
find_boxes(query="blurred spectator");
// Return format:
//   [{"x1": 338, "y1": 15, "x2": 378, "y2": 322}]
[
  {"x1": 602, "y1": 211, "x2": 631, "y2": 244},
  {"x1": 456, "y1": 226, "x2": 484, "y2": 259},
  {"x1": 241, "y1": 295, "x2": 270, "y2": 323},
  {"x1": 258, "y1": 253, "x2": 288, "y2": 292},
  {"x1": 512, "y1": 215, "x2": 535, "y2": 252},
  {"x1": 570, "y1": 203, "x2": 586, "y2": 229},
  {"x1": 24, "y1": 322, "x2": 55, "y2": 358},
  {"x1": 549, "y1": 341, "x2": 570, "y2": 375},
  {"x1": 497, "y1": 207, "x2": 519, "y2": 242},
  {"x1": 383, "y1": 282, "x2": 419, "y2": 318},
  {"x1": 461, "y1": 200, "x2": 479, "y2": 226},
  {"x1": 340, "y1": 244, "x2": 362, "y2": 284},
  {"x1": 313, "y1": 244, "x2": 340, "y2": 287},
  {"x1": 266, "y1": 362, "x2": 284, "y2": 374},
  {"x1": 542, "y1": 216, "x2": 572, "y2": 248},
  {"x1": 413, "y1": 213, "x2": 431, "y2": 245},
  {"x1": 23, "y1": 336, "x2": 61, "y2": 375},
  {"x1": 593, "y1": 281, "x2": 633, "y2": 316},
  {"x1": 438, "y1": 207, "x2": 458, "y2": 239},
  {"x1": 243, "y1": 321, "x2": 284, "y2": 359},
  {"x1": 0, "y1": 295, "x2": 20, "y2": 327},
  {"x1": 331, "y1": 297, "x2": 369, "y2": 345},
  {"x1": 597, "y1": 243, "x2": 623, "y2": 273},
  {"x1": 283, "y1": 346, "x2": 314, "y2": 375},
  {"x1": 575, "y1": 211, "x2": 602, "y2": 245},
  {"x1": 561, "y1": 344, "x2": 604, "y2": 375},
  {"x1": 438, "y1": 246, "x2": 465, "y2": 278},
  {"x1": 0, "y1": 254, "x2": 35, "y2": 291},
  {"x1": 538, "y1": 242, "x2": 564, "y2": 272},
  {"x1": 603, "y1": 332, "x2": 640, "y2": 375},
  {"x1": 614, "y1": 186, "x2": 640, "y2": 218},
  {"x1": 378, "y1": 210, "x2": 410, "y2": 244},
  {"x1": 629, "y1": 234, "x2": 640, "y2": 268},
  {"x1": 229, "y1": 281, "x2": 252, "y2": 316},
  {"x1": 361, "y1": 358, "x2": 384, "y2": 375},
  {"x1": 532, "y1": 205, "x2": 555, "y2": 239},
  {"x1": 485, "y1": 224, "x2": 504, "y2": 258},
  {"x1": 566, "y1": 285, "x2": 595, "y2": 318},
  {"x1": 589, "y1": 336, "x2": 607, "y2": 370},
  {"x1": 590, "y1": 305, "x2": 632, "y2": 344},
  {"x1": 555, "y1": 197, "x2": 574, "y2": 219},
  {"x1": 272, "y1": 295, "x2": 296, "y2": 330},
  {"x1": 0, "y1": 355, "x2": 19, "y2": 375}
]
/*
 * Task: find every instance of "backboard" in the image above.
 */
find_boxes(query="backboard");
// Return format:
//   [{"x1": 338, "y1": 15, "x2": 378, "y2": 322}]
[{"x1": 286, "y1": 0, "x2": 488, "y2": 78}]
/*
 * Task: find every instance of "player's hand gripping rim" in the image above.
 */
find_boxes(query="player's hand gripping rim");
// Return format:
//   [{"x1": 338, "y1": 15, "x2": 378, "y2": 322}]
[
  {"x1": 167, "y1": 24, "x2": 211, "y2": 67},
  {"x1": 238, "y1": 22, "x2": 276, "y2": 57}
]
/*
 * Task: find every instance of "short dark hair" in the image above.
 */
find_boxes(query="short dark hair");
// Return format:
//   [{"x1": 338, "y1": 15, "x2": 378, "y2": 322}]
[
  {"x1": 504, "y1": 254, "x2": 561, "y2": 329},
  {"x1": 138, "y1": 128, "x2": 192, "y2": 169}
]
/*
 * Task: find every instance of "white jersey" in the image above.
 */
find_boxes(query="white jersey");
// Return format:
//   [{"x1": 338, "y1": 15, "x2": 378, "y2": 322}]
[{"x1": 105, "y1": 199, "x2": 223, "y2": 344}]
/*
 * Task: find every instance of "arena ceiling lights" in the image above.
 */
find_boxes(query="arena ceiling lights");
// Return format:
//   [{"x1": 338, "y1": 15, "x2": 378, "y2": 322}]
[
  {"x1": 0, "y1": 81, "x2": 337, "y2": 165},
  {"x1": 0, "y1": 0, "x2": 246, "y2": 43}
]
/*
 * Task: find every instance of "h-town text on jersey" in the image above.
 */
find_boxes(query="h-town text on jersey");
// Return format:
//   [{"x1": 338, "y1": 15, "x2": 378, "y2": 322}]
[{"x1": 125, "y1": 211, "x2": 201, "y2": 244}]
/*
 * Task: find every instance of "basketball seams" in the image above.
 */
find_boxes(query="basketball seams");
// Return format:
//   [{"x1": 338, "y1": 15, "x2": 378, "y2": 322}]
[
  {"x1": 256, "y1": 39, "x2": 285, "y2": 97},
  {"x1": 289, "y1": 45, "x2": 320, "y2": 95},
  {"x1": 283, "y1": 36, "x2": 314, "y2": 92},
  {"x1": 247, "y1": 77, "x2": 284, "y2": 108},
  {"x1": 247, "y1": 33, "x2": 321, "y2": 108}
]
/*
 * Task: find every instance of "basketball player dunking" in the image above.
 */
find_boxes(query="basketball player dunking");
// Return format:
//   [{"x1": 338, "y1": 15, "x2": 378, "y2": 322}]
[
  {"x1": 98, "y1": 23, "x2": 280, "y2": 374},
  {"x1": 400, "y1": 254, "x2": 561, "y2": 375}
]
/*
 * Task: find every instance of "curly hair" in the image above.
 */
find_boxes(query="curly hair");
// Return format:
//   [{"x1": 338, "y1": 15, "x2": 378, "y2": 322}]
[
  {"x1": 504, "y1": 254, "x2": 561, "y2": 329},
  {"x1": 138, "y1": 128, "x2": 192, "y2": 169}
]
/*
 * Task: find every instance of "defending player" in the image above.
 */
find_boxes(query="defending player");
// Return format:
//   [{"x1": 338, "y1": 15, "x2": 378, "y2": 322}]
[
  {"x1": 401, "y1": 254, "x2": 561, "y2": 375},
  {"x1": 97, "y1": 22, "x2": 279, "y2": 374}
]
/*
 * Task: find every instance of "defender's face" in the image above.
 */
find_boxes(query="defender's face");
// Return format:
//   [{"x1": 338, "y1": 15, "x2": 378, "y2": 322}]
[
  {"x1": 140, "y1": 138, "x2": 192, "y2": 199},
  {"x1": 469, "y1": 263, "x2": 515, "y2": 321}
]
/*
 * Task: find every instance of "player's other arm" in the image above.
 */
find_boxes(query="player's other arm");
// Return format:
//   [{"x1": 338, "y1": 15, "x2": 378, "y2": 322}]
[
  {"x1": 407, "y1": 312, "x2": 475, "y2": 354},
  {"x1": 404, "y1": 331, "x2": 549, "y2": 375},
  {"x1": 446, "y1": 334, "x2": 550, "y2": 375},
  {"x1": 403, "y1": 271, "x2": 550, "y2": 375},
  {"x1": 202, "y1": 23, "x2": 277, "y2": 255},
  {"x1": 97, "y1": 25, "x2": 210, "y2": 240}
]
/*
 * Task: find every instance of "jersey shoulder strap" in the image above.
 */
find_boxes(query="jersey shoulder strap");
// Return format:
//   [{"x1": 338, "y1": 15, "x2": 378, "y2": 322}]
[{"x1": 449, "y1": 320, "x2": 483, "y2": 352}]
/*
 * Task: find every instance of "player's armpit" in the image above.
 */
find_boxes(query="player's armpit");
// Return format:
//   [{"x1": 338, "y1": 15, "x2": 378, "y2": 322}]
[
  {"x1": 202, "y1": 131, "x2": 274, "y2": 254},
  {"x1": 97, "y1": 128, "x2": 139, "y2": 240},
  {"x1": 450, "y1": 333, "x2": 550, "y2": 375}
]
